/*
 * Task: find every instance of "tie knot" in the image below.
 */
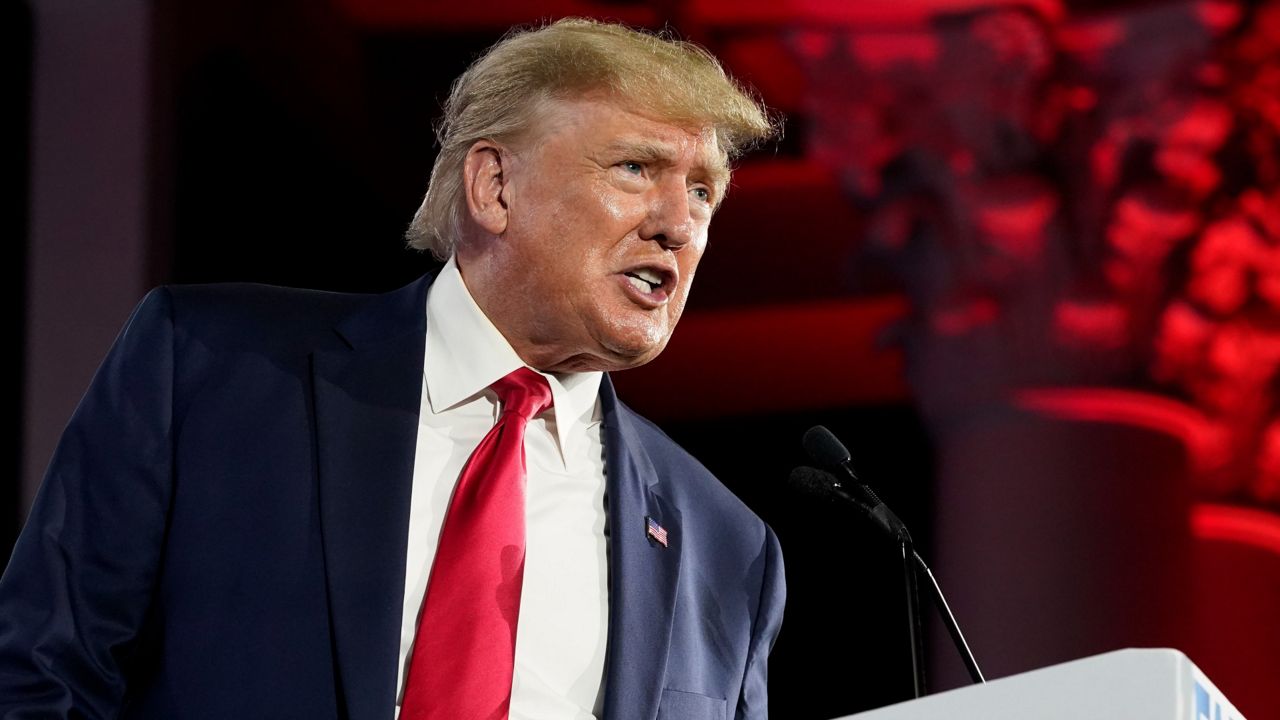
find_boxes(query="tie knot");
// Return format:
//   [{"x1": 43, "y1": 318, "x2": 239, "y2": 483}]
[{"x1": 491, "y1": 367, "x2": 553, "y2": 421}]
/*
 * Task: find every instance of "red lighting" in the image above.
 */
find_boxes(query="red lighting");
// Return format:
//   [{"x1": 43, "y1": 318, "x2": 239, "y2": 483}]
[
  {"x1": 612, "y1": 298, "x2": 911, "y2": 419},
  {"x1": 1192, "y1": 502, "x2": 1280, "y2": 557}
]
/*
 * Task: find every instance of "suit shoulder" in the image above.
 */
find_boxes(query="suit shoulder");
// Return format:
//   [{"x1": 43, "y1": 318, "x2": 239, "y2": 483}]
[
  {"x1": 619, "y1": 402, "x2": 766, "y2": 530},
  {"x1": 163, "y1": 282, "x2": 372, "y2": 323},
  {"x1": 159, "y1": 282, "x2": 375, "y2": 352}
]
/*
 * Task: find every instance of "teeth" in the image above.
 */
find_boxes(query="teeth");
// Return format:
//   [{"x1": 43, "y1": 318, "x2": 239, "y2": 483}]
[
  {"x1": 633, "y1": 268, "x2": 663, "y2": 285},
  {"x1": 626, "y1": 275, "x2": 652, "y2": 293}
]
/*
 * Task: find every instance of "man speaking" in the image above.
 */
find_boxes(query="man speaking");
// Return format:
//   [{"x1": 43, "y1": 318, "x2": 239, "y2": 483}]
[{"x1": 0, "y1": 18, "x2": 784, "y2": 719}]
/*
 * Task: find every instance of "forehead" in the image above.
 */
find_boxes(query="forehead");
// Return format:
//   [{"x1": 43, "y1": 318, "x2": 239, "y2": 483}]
[{"x1": 529, "y1": 97, "x2": 728, "y2": 177}]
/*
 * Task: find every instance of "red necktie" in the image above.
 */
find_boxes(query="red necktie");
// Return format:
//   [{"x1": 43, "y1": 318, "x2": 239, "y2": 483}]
[{"x1": 400, "y1": 367, "x2": 553, "y2": 720}]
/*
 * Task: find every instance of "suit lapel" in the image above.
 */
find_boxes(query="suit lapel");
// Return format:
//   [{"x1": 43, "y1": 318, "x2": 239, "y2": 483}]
[
  {"x1": 600, "y1": 379, "x2": 683, "y2": 720},
  {"x1": 311, "y1": 275, "x2": 433, "y2": 720}
]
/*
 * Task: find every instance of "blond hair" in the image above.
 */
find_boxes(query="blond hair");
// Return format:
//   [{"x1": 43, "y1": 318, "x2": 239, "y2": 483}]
[{"x1": 405, "y1": 17, "x2": 778, "y2": 259}]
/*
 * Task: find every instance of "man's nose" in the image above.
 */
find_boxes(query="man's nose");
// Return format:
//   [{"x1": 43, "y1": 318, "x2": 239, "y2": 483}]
[{"x1": 640, "y1": 180, "x2": 695, "y2": 250}]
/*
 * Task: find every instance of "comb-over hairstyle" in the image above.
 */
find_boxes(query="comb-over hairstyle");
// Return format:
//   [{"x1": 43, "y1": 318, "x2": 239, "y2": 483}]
[{"x1": 406, "y1": 17, "x2": 778, "y2": 259}]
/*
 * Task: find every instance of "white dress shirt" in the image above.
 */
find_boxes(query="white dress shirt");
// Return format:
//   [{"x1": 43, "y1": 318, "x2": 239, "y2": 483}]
[{"x1": 395, "y1": 257, "x2": 610, "y2": 719}]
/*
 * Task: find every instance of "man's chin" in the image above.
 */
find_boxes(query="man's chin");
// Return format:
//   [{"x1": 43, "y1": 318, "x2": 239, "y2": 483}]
[
  {"x1": 600, "y1": 351, "x2": 661, "y2": 372},
  {"x1": 603, "y1": 328, "x2": 675, "y2": 368},
  {"x1": 565, "y1": 333, "x2": 671, "y2": 373}
]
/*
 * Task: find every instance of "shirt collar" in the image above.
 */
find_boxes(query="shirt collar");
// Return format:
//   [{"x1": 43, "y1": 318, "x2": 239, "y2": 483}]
[{"x1": 423, "y1": 256, "x2": 603, "y2": 462}]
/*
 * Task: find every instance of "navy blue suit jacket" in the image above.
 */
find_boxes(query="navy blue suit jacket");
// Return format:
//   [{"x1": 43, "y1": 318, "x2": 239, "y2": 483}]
[{"x1": 0, "y1": 274, "x2": 785, "y2": 719}]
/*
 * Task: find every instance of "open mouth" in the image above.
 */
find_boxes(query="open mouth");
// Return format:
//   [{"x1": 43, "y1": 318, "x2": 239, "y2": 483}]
[{"x1": 623, "y1": 268, "x2": 665, "y2": 294}]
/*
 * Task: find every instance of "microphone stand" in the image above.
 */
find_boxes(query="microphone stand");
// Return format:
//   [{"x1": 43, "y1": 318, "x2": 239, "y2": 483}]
[
  {"x1": 902, "y1": 539, "x2": 926, "y2": 698},
  {"x1": 911, "y1": 548, "x2": 985, "y2": 684},
  {"x1": 789, "y1": 446, "x2": 987, "y2": 695}
]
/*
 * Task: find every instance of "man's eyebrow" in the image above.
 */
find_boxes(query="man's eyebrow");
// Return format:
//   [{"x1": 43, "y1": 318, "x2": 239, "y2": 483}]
[{"x1": 604, "y1": 139, "x2": 679, "y2": 163}]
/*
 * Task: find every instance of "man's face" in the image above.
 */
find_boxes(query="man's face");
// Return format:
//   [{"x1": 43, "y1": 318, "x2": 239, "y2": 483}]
[{"x1": 461, "y1": 97, "x2": 727, "y2": 373}]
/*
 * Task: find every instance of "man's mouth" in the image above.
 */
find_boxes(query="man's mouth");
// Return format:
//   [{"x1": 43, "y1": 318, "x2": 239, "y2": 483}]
[{"x1": 623, "y1": 268, "x2": 665, "y2": 294}]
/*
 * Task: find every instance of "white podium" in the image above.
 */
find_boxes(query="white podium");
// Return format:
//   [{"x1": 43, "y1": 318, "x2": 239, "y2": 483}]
[{"x1": 840, "y1": 649, "x2": 1245, "y2": 720}]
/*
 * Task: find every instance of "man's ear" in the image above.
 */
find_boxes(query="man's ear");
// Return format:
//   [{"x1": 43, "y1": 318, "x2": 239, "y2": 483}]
[{"x1": 462, "y1": 140, "x2": 510, "y2": 236}]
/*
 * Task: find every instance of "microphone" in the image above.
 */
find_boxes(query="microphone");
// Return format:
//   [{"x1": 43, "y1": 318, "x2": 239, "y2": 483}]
[
  {"x1": 793, "y1": 426, "x2": 987, "y2": 692},
  {"x1": 801, "y1": 427, "x2": 912, "y2": 544},
  {"x1": 799, "y1": 425, "x2": 925, "y2": 695},
  {"x1": 787, "y1": 465, "x2": 858, "y2": 504},
  {"x1": 783, "y1": 422, "x2": 983, "y2": 686},
  {"x1": 787, "y1": 466, "x2": 909, "y2": 543}
]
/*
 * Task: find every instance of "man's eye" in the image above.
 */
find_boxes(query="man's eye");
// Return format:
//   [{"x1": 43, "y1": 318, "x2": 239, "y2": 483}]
[
  {"x1": 691, "y1": 187, "x2": 712, "y2": 203},
  {"x1": 620, "y1": 161, "x2": 643, "y2": 175}
]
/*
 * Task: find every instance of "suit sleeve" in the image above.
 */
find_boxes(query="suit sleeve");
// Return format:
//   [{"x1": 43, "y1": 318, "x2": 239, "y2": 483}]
[
  {"x1": 736, "y1": 524, "x2": 785, "y2": 720},
  {"x1": 0, "y1": 288, "x2": 176, "y2": 718}
]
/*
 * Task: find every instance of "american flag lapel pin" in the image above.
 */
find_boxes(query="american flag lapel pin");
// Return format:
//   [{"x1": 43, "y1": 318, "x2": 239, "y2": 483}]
[{"x1": 645, "y1": 516, "x2": 669, "y2": 548}]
